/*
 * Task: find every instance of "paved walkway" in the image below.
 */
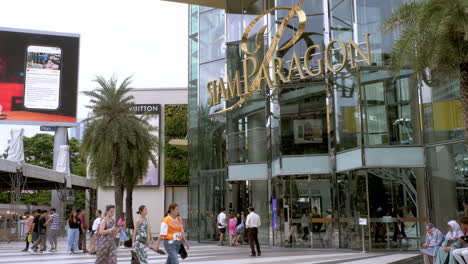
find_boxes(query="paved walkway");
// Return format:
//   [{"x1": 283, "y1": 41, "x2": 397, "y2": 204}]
[{"x1": 1, "y1": 239, "x2": 419, "y2": 263}]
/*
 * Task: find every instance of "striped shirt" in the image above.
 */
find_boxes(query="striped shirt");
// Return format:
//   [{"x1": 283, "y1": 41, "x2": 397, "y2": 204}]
[{"x1": 50, "y1": 213, "x2": 60, "y2": 230}]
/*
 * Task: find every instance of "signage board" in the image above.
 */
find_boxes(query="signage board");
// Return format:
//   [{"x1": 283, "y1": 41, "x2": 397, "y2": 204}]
[
  {"x1": 0, "y1": 27, "x2": 79, "y2": 126},
  {"x1": 40, "y1": 126, "x2": 56, "y2": 132},
  {"x1": 359, "y1": 218, "x2": 367, "y2": 225}
]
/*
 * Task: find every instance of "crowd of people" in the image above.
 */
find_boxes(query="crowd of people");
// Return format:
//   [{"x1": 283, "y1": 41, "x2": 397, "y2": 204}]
[
  {"x1": 217, "y1": 207, "x2": 261, "y2": 257},
  {"x1": 21, "y1": 202, "x2": 190, "y2": 264},
  {"x1": 421, "y1": 217, "x2": 468, "y2": 264}
]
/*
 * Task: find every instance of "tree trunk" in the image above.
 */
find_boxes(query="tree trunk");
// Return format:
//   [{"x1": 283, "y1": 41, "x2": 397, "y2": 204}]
[
  {"x1": 125, "y1": 184, "x2": 134, "y2": 229},
  {"x1": 460, "y1": 62, "x2": 468, "y2": 148},
  {"x1": 112, "y1": 165, "x2": 124, "y2": 221}
]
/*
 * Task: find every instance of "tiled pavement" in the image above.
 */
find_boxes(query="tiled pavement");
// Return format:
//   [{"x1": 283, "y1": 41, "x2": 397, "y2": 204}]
[{"x1": 0, "y1": 239, "x2": 420, "y2": 264}]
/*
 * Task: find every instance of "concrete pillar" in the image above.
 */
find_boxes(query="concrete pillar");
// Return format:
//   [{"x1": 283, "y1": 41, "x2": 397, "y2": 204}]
[{"x1": 52, "y1": 127, "x2": 68, "y2": 222}]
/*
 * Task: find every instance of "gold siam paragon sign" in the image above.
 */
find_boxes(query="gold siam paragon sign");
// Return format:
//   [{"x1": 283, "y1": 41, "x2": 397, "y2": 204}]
[{"x1": 207, "y1": 0, "x2": 371, "y2": 112}]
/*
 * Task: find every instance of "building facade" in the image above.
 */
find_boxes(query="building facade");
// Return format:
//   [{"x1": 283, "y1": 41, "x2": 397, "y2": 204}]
[{"x1": 181, "y1": 0, "x2": 465, "y2": 251}]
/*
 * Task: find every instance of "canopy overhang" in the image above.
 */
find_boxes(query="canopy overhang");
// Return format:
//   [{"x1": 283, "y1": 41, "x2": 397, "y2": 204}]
[{"x1": 0, "y1": 159, "x2": 96, "y2": 190}]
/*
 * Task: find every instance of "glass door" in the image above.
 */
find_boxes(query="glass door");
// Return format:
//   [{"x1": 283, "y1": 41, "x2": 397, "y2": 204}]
[{"x1": 274, "y1": 175, "x2": 333, "y2": 248}]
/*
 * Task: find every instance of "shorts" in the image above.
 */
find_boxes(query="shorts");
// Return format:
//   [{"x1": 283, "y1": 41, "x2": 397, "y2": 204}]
[{"x1": 219, "y1": 228, "x2": 226, "y2": 234}]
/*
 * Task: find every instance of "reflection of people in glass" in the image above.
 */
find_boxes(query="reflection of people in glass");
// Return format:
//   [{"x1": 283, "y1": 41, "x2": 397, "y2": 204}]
[
  {"x1": 392, "y1": 207, "x2": 407, "y2": 244},
  {"x1": 301, "y1": 210, "x2": 310, "y2": 241},
  {"x1": 311, "y1": 207, "x2": 322, "y2": 233},
  {"x1": 323, "y1": 209, "x2": 333, "y2": 247},
  {"x1": 374, "y1": 206, "x2": 386, "y2": 243}
]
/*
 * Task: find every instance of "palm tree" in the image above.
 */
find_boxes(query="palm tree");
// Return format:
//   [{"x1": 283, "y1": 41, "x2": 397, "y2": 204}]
[
  {"x1": 81, "y1": 76, "x2": 158, "y2": 221},
  {"x1": 383, "y1": 0, "x2": 468, "y2": 140},
  {"x1": 124, "y1": 113, "x2": 159, "y2": 229}
]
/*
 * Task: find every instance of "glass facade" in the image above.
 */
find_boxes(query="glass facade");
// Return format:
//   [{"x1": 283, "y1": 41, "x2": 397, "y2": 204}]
[{"x1": 187, "y1": 0, "x2": 465, "y2": 251}]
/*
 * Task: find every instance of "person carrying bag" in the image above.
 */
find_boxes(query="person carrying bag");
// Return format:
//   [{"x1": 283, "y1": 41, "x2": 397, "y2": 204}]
[
  {"x1": 132, "y1": 205, "x2": 153, "y2": 264},
  {"x1": 154, "y1": 202, "x2": 190, "y2": 264},
  {"x1": 89, "y1": 210, "x2": 103, "y2": 254}
]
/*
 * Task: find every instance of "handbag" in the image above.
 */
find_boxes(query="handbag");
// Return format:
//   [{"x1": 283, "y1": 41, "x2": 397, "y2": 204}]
[
  {"x1": 236, "y1": 223, "x2": 245, "y2": 233},
  {"x1": 27, "y1": 234, "x2": 32, "y2": 243},
  {"x1": 178, "y1": 243, "x2": 188, "y2": 259},
  {"x1": 131, "y1": 250, "x2": 141, "y2": 264}
]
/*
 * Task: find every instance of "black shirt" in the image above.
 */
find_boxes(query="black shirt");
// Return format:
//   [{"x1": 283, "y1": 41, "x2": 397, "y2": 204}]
[
  {"x1": 38, "y1": 216, "x2": 47, "y2": 234},
  {"x1": 33, "y1": 215, "x2": 40, "y2": 233},
  {"x1": 69, "y1": 218, "x2": 81, "y2": 229}
]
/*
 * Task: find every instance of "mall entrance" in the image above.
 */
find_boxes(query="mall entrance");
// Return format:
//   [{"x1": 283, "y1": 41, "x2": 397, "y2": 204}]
[
  {"x1": 337, "y1": 168, "x2": 426, "y2": 251},
  {"x1": 272, "y1": 175, "x2": 333, "y2": 248},
  {"x1": 270, "y1": 168, "x2": 427, "y2": 251}
]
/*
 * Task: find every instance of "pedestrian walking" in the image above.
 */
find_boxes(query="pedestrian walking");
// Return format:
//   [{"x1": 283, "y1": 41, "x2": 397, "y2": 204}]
[
  {"x1": 154, "y1": 202, "x2": 190, "y2": 264},
  {"x1": 234, "y1": 211, "x2": 245, "y2": 245},
  {"x1": 30, "y1": 210, "x2": 40, "y2": 251},
  {"x1": 29, "y1": 210, "x2": 49, "y2": 254},
  {"x1": 118, "y1": 212, "x2": 130, "y2": 248},
  {"x1": 217, "y1": 208, "x2": 227, "y2": 246},
  {"x1": 95, "y1": 205, "x2": 119, "y2": 264},
  {"x1": 22, "y1": 212, "x2": 33, "y2": 252},
  {"x1": 78, "y1": 209, "x2": 89, "y2": 253},
  {"x1": 89, "y1": 210, "x2": 103, "y2": 254},
  {"x1": 228, "y1": 213, "x2": 238, "y2": 246},
  {"x1": 246, "y1": 207, "x2": 261, "y2": 257},
  {"x1": 47, "y1": 208, "x2": 60, "y2": 251},
  {"x1": 132, "y1": 205, "x2": 152, "y2": 264},
  {"x1": 67, "y1": 209, "x2": 81, "y2": 254}
]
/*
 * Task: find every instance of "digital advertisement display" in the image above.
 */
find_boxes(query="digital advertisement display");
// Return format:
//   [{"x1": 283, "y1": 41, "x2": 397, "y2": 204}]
[
  {"x1": 0, "y1": 28, "x2": 79, "y2": 126},
  {"x1": 135, "y1": 104, "x2": 161, "y2": 186}
]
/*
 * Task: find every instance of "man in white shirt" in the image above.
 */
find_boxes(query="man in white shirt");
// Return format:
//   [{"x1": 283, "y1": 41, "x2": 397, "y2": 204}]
[
  {"x1": 246, "y1": 207, "x2": 261, "y2": 257},
  {"x1": 89, "y1": 210, "x2": 103, "y2": 254},
  {"x1": 217, "y1": 208, "x2": 227, "y2": 246}
]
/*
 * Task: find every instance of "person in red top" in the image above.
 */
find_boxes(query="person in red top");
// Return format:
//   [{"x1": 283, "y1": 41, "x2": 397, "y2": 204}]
[
  {"x1": 22, "y1": 212, "x2": 33, "y2": 252},
  {"x1": 78, "y1": 209, "x2": 89, "y2": 253},
  {"x1": 154, "y1": 203, "x2": 190, "y2": 264}
]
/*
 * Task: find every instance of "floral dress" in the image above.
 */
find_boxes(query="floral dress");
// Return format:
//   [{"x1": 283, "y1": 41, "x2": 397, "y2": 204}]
[
  {"x1": 135, "y1": 219, "x2": 149, "y2": 264},
  {"x1": 95, "y1": 218, "x2": 117, "y2": 264}
]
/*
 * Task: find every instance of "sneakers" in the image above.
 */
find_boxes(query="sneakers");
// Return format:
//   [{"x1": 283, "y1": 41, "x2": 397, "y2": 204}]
[
  {"x1": 83, "y1": 250, "x2": 89, "y2": 253},
  {"x1": 43, "y1": 250, "x2": 51, "y2": 254},
  {"x1": 119, "y1": 246, "x2": 126, "y2": 249},
  {"x1": 28, "y1": 248, "x2": 35, "y2": 254},
  {"x1": 21, "y1": 248, "x2": 28, "y2": 252}
]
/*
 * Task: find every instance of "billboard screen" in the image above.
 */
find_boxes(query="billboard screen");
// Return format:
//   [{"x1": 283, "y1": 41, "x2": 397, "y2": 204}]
[
  {"x1": 0, "y1": 27, "x2": 79, "y2": 126},
  {"x1": 134, "y1": 104, "x2": 161, "y2": 186}
]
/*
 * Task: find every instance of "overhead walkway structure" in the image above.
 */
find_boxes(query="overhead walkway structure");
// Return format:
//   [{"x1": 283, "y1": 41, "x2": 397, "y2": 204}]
[{"x1": 0, "y1": 158, "x2": 96, "y2": 190}]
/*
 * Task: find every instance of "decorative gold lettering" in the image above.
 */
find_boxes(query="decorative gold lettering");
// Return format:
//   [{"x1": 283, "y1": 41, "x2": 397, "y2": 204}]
[
  {"x1": 303, "y1": 45, "x2": 324, "y2": 77},
  {"x1": 207, "y1": 81, "x2": 215, "y2": 107},
  {"x1": 242, "y1": 57, "x2": 259, "y2": 93},
  {"x1": 348, "y1": 33, "x2": 371, "y2": 69},
  {"x1": 217, "y1": 78, "x2": 229, "y2": 101},
  {"x1": 257, "y1": 62, "x2": 275, "y2": 88},
  {"x1": 272, "y1": 57, "x2": 288, "y2": 86},
  {"x1": 288, "y1": 52, "x2": 306, "y2": 81},
  {"x1": 325, "y1": 40, "x2": 348, "y2": 72},
  {"x1": 224, "y1": 71, "x2": 242, "y2": 99}
]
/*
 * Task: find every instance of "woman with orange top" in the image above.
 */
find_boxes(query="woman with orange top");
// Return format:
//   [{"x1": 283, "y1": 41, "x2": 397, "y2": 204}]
[{"x1": 154, "y1": 203, "x2": 190, "y2": 264}]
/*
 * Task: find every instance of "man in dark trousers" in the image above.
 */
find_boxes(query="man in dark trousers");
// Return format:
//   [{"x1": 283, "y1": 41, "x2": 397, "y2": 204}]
[
  {"x1": 77, "y1": 209, "x2": 89, "y2": 253},
  {"x1": 29, "y1": 210, "x2": 49, "y2": 254},
  {"x1": 29, "y1": 210, "x2": 40, "y2": 251},
  {"x1": 246, "y1": 207, "x2": 261, "y2": 257}
]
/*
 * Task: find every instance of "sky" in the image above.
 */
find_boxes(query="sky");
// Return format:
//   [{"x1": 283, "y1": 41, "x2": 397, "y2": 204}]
[{"x1": 0, "y1": 0, "x2": 188, "y2": 152}]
